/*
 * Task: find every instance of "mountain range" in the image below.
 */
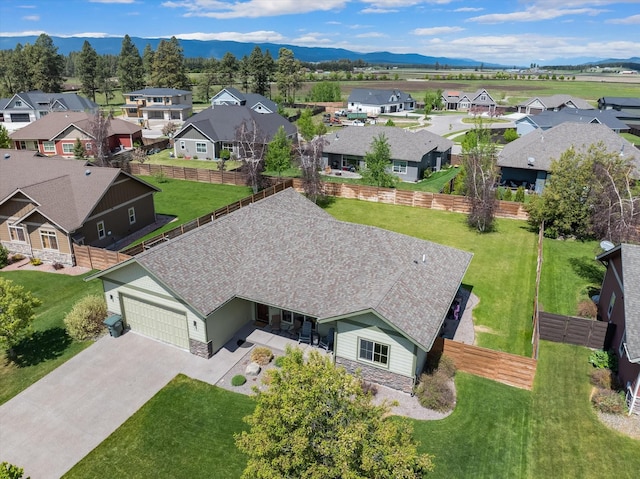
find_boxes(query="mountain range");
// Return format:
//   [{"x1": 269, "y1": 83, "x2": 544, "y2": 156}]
[{"x1": 0, "y1": 35, "x2": 506, "y2": 68}]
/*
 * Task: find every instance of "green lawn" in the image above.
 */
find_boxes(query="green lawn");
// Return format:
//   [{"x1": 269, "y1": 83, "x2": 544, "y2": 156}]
[
  {"x1": 325, "y1": 198, "x2": 537, "y2": 356},
  {"x1": 0, "y1": 270, "x2": 102, "y2": 405},
  {"x1": 130, "y1": 176, "x2": 252, "y2": 245},
  {"x1": 64, "y1": 375, "x2": 254, "y2": 479},
  {"x1": 142, "y1": 148, "x2": 243, "y2": 171}
]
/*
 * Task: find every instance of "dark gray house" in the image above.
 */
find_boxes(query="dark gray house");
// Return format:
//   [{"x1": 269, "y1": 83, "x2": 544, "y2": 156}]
[
  {"x1": 323, "y1": 126, "x2": 453, "y2": 182},
  {"x1": 497, "y1": 122, "x2": 640, "y2": 193},
  {"x1": 0, "y1": 90, "x2": 98, "y2": 128},
  {"x1": 173, "y1": 105, "x2": 297, "y2": 160},
  {"x1": 515, "y1": 108, "x2": 630, "y2": 136}
]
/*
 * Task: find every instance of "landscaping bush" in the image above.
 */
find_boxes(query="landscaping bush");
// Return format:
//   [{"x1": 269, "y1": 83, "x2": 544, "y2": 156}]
[
  {"x1": 503, "y1": 128, "x2": 519, "y2": 143},
  {"x1": 63, "y1": 295, "x2": 108, "y2": 341},
  {"x1": 0, "y1": 245, "x2": 8, "y2": 268},
  {"x1": 250, "y1": 346, "x2": 274, "y2": 366},
  {"x1": 414, "y1": 371, "x2": 455, "y2": 412},
  {"x1": 29, "y1": 257, "x2": 42, "y2": 266},
  {"x1": 589, "y1": 368, "x2": 617, "y2": 390},
  {"x1": 360, "y1": 380, "x2": 378, "y2": 397},
  {"x1": 589, "y1": 349, "x2": 618, "y2": 371},
  {"x1": 52, "y1": 262, "x2": 64, "y2": 270},
  {"x1": 231, "y1": 375, "x2": 247, "y2": 386},
  {"x1": 503, "y1": 188, "x2": 513, "y2": 201},
  {"x1": 9, "y1": 253, "x2": 25, "y2": 264},
  {"x1": 577, "y1": 299, "x2": 597, "y2": 319},
  {"x1": 591, "y1": 388, "x2": 627, "y2": 415},
  {"x1": 274, "y1": 356, "x2": 285, "y2": 368},
  {"x1": 514, "y1": 186, "x2": 525, "y2": 203}
]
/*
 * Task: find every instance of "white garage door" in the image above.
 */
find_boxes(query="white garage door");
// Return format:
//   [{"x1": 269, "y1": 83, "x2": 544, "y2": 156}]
[{"x1": 121, "y1": 295, "x2": 189, "y2": 349}]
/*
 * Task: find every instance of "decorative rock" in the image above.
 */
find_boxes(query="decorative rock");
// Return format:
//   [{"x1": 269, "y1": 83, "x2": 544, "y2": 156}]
[{"x1": 245, "y1": 362, "x2": 261, "y2": 376}]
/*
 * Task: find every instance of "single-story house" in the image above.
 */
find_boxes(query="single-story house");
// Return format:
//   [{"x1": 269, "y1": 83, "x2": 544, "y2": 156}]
[
  {"x1": 347, "y1": 88, "x2": 415, "y2": 116},
  {"x1": 173, "y1": 105, "x2": 296, "y2": 160},
  {"x1": 323, "y1": 126, "x2": 453, "y2": 182},
  {"x1": 0, "y1": 90, "x2": 98, "y2": 131},
  {"x1": 0, "y1": 149, "x2": 159, "y2": 265},
  {"x1": 88, "y1": 188, "x2": 473, "y2": 392},
  {"x1": 515, "y1": 108, "x2": 629, "y2": 136},
  {"x1": 596, "y1": 243, "x2": 640, "y2": 415},
  {"x1": 516, "y1": 94, "x2": 593, "y2": 115},
  {"x1": 9, "y1": 111, "x2": 142, "y2": 157},
  {"x1": 121, "y1": 88, "x2": 192, "y2": 121},
  {"x1": 497, "y1": 122, "x2": 640, "y2": 193},
  {"x1": 597, "y1": 97, "x2": 640, "y2": 134},
  {"x1": 211, "y1": 87, "x2": 277, "y2": 114},
  {"x1": 441, "y1": 88, "x2": 496, "y2": 113}
]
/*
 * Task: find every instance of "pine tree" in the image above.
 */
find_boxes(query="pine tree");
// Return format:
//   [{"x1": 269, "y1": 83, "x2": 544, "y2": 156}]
[
  {"x1": 219, "y1": 52, "x2": 238, "y2": 87},
  {"x1": 265, "y1": 126, "x2": 292, "y2": 177},
  {"x1": 117, "y1": 34, "x2": 145, "y2": 93},
  {"x1": 249, "y1": 46, "x2": 274, "y2": 97},
  {"x1": 150, "y1": 37, "x2": 190, "y2": 89},
  {"x1": 77, "y1": 40, "x2": 99, "y2": 102},
  {"x1": 28, "y1": 34, "x2": 64, "y2": 92},
  {"x1": 142, "y1": 43, "x2": 154, "y2": 84},
  {"x1": 276, "y1": 48, "x2": 302, "y2": 104}
]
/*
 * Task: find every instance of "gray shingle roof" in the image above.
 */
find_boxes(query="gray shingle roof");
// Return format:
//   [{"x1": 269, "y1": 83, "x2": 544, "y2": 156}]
[
  {"x1": 124, "y1": 88, "x2": 191, "y2": 96},
  {"x1": 0, "y1": 150, "x2": 156, "y2": 232},
  {"x1": 497, "y1": 122, "x2": 640, "y2": 172},
  {"x1": 9, "y1": 111, "x2": 141, "y2": 140},
  {"x1": 127, "y1": 188, "x2": 472, "y2": 350},
  {"x1": 174, "y1": 105, "x2": 296, "y2": 142},
  {"x1": 323, "y1": 126, "x2": 453, "y2": 162},
  {"x1": 520, "y1": 109, "x2": 629, "y2": 131},
  {"x1": 519, "y1": 94, "x2": 593, "y2": 110},
  {"x1": 348, "y1": 88, "x2": 414, "y2": 105},
  {"x1": 598, "y1": 97, "x2": 640, "y2": 109},
  {"x1": 622, "y1": 244, "x2": 640, "y2": 361},
  {"x1": 214, "y1": 87, "x2": 277, "y2": 113},
  {"x1": 3, "y1": 90, "x2": 98, "y2": 113}
]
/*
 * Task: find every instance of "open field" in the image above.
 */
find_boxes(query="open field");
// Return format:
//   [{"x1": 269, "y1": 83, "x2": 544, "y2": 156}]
[{"x1": 0, "y1": 271, "x2": 102, "y2": 405}]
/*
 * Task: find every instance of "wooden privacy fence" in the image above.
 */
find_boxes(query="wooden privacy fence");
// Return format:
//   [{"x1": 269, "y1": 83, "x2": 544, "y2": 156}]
[
  {"x1": 538, "y1": 311, "x2": 613, "y2": 349},
  {"x1": 130, "y1": 163, "x2": 248, "y2": 186},
  {"x1": 120, "y1": 180, "x2": 294, "y2": 256},
  {"x1": 290, "y1": 178, "x2": 529, "y2": 220},
  {"x1": 431, "y1": 337, "x2": 537, "y2": 390},
  {"x1": 73, "y1": 245, "x2": 131, "y2": 270}
]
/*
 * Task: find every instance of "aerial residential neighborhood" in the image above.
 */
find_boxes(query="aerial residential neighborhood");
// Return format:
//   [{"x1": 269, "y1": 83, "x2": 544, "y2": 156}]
[{"x1": 0, "y1": 2, "x2": 639, "y2": 479}]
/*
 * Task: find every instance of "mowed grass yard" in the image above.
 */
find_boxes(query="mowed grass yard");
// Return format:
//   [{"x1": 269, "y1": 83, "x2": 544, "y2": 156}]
[{"x1": 0, "y1": 270, "x2": 102, "y2": 404}]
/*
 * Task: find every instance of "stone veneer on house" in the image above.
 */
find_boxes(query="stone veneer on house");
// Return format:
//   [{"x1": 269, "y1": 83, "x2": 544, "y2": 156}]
[
  {"x1": 336, "y1": 357, "x2": 415, "y2": 393},
  {"x1": 189, "y1": 338, "x2": 213, "y2": 359}
]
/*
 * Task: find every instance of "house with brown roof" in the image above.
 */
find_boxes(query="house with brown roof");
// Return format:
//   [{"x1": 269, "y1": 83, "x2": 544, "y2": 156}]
[
  {"x1": 497, "y1": 122, "x2": 640, "y2": 193},
  {"x1": 323, "y1": 126, "x2": 453, "y2": 182},
  {"x1": 9, "y1": 111, "x2": 142, "y2": 158},
  {"x1": 596, "y1": 243, "x2": 640, "y2": 415},
  {"x1": 88, "y1": 188, "x2": 472, "y2": 392},
  {"x1": 0, "y1": 150, "x2": 159, "y2": 265}
]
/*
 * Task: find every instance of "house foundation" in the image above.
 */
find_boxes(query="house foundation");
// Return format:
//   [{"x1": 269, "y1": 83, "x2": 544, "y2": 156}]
[
  {"x1": 189, "y1": 338, "x2": 213, "y2": 359},
  {"x1": 336, "y1": 357, "x2": 415, "y2": 393}
]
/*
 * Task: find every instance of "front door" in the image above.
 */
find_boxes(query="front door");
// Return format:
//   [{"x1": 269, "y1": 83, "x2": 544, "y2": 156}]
[{"x1": 256, "y1": 303, "x2": 269, "y2": 325}]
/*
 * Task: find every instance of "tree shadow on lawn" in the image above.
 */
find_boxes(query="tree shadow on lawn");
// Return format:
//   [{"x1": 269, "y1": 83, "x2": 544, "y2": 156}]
[
  {"x1": 568, "y1": 256, "x2": 605, "y2": 285},
  {"x1": 9, "y1": 327, "x2": 72, "y2": 367}
]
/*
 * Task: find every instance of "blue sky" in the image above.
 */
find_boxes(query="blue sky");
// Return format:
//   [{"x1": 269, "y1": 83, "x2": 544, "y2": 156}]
[{"x1": 0, "y1": 0, "x2": 639, "y2": 64}]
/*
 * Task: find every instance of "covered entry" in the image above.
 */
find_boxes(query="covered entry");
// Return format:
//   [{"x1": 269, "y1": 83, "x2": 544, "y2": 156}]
[{"x1": 121, "y1": 295, "x2": 189, "y2": 349}]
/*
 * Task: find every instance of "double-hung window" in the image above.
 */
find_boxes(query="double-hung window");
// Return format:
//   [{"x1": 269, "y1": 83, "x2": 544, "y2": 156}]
[
  {"x1": 97, "y1": 221, "x2": 105, "y2": 240},
  {"x1": 392, "y1": 160, "x2": 407, "y2": 174},
  {"x1": 358, "y1": 338, "x2": 389, "y2": 367},
  {"x1": 196, "y1": 142, "x2": 207, "y2": 154},
  {"x1": 128, "y1": 207, "x2": 136, "y2": 225}
]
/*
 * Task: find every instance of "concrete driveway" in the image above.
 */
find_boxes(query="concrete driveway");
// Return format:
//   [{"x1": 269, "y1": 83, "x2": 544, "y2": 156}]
[{"x1": 0, "y1": 331, "x2": 246, "y2": 479}]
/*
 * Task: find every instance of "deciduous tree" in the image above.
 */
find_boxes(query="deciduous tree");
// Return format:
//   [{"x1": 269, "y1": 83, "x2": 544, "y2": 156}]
[
  {"x1": 0, "y1": 278, "x2": 41, "y2": 361},
  {"x1": 236, "y1": 118, "x2": 267, "y2": 193},
  {"x1": 307, "y1": 81, "x2": 341, "y2": 102},
  {"x1": 265, "y1": 126, "x2": 292, "y2": 177},
  {"x1": 87, "y1": 112, "x2": 111, "y2": 166},
  {"x1": 362, "y1": 133, "x2": 398, "y2": 188},
  {"x1": 235, "y1": 346, "x2": 434, "y2": 479}
]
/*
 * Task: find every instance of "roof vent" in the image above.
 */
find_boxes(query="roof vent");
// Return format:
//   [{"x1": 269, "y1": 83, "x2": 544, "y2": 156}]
[
  {"x1": 527, "y1": 157, "x2": 535, "y2": 166},
  {"x1": 600, "y1": 240, "x2": 615, "y2": 252},
  {"x1": 3, "y1": 153, "x2": 9, "y2": 159},
  {"x1": 85, "y1": 169, "x2": 91, "y2": 176}
]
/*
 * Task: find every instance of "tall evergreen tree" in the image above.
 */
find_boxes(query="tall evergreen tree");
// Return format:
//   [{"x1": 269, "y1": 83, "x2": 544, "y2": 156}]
[
  {"x1": 142, "y1": 43, "x2": 155, "y2": 84},
  {"x1": 197, "y1": 57, "x2": 219, "y2": 102},
  {"x1": 28, "y1": 34, "x2": 64, "y2": 92},
  {"x1": 77, "y1": 40, "x2": 99, "y2": 102},
  {"x1": 238, "y1": 55, "x2": 251, "y2": 92},
  {"x1": 7, "y1": 44, "x2": 33, "y2": 93},
  {"x1": 276, "y1": 48, "x2": 302, "y2": 104},
  {"x1": 219, "y1": 52, "x2": 238, "y2": 87},
  {"x1": 117, "y1": 34, "x2": 145, "y2": 93},
  {"x1": 249, "y1": 46, "x2": 274, "y2": 97},
  {"x1": 150, "y1": 37, "x2": 190, "y2": 89}
]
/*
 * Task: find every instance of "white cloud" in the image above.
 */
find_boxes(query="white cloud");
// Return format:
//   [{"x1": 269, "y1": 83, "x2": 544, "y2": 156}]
[
  {"x1": 454, "y1": 7, "x2": 483, "y2": 12},
  {"x1": 60, "y1": 32, "x2": 118, "y2": 38},
  {"x1": 162, "y1": 0, "x2": 348, "y2": 19},
  {"x1": 606, "y1": 13, "x2": 640, "y2": 24},
  {"x1": 0, "y1": 30, "x2": 45, "y2": 37},
  {"x1": 468, "y1": 6, "x2": 605, "y2": 23},
  {"x1": 22, "y1": 15, "x2": 39, "y2": 21},
  {"x1": 412, "y1": 26, "x2": 465, "y2": 35},
  {"x1": 89, "y1": 0, "x2": 136, "y2": 3},
  {"x1": 355, "y1": 32, "x2": 388, "y2": 38},
  {"x1": 360, "y1": 0, "x2": 454, "y2": 6},
  {"x1": 361, "y1": 8, "x2": 399, "y2": 13},
  {"x1": 174, "y1": 30, "x2": 287, "y2": 43}
]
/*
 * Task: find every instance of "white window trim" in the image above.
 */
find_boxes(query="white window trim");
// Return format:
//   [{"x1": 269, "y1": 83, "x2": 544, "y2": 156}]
[
  {"x1": 196, "y1": 142, "x2": 207, "y2": 154},
  {"x1": 358, "y1": 337, "x2": 390, "y2": 368},
  {"x1": 40, "y1": 229, "x2": 59, "y2": 251},
  {"x1": 180, "y1": 140, "x2": 186, "y2": 150},
  {"x1": 128, "y1": 207, "x2": 136, "y2": 225},
  {"x1": 607, "y1": 292, "x2": 616, "y2": 319},
  {"x1": 97, "y1": 221, "x2": 105, "y2": 240},
  {"x1": 8, "y1": 224, "x2": 27, "y2": 243},
  {"x1": 619, "y1": 329, "x2": 627, "y2": 359},
  {"x1": 62, "y1": 142, "x2": 74, "y2": 154},
  {"x1": 43, "y1": 141, "x2": 55, "y2": 153},
  {"x1": 392, "y1": 160, "x2": 408, "y2": 174}
]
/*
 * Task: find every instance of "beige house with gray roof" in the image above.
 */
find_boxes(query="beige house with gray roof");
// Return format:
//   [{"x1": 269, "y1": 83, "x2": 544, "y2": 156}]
[
  {"x1": 89, "y1": 188, "x2": 472, "y2": 392},
  {"x1": 0, "y1": 150, "x2": 158, "y2": 265},
  {"x1": 323, "y1": 126, "x2": 453, "y2": 182}
]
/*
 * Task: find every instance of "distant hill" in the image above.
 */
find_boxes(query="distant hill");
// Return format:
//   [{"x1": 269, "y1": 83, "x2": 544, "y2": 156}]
[{"x1": 0, "y1": 35, "x2": 505, "y2": 68}]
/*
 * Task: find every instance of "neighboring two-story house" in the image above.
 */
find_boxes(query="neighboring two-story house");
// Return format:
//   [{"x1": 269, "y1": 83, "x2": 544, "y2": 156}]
[
  {"x1": 441, "y1": 88, "x2": 496, "y2": 113},
  {"x1": 210, "y1": 87, "x2": 277, "y2": 114},
  {"x1": 9, "y1": 111, "x2": 142, "y2": 157},
  {"x1": 347, "y1": 88, "x2": 415, "y2": 116},
  {"x1": 0, "y1": 150, "x2": 159, "y2": 265},
  {"x1": 121, "y1": 88, "x2": 192, "y2": 121},
  {"x1": 596, "y1": 243, "x2": 640, "y2": 415},
  {"x1": 0, "y1": 91, "x2": 98, "y2": 130}
]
